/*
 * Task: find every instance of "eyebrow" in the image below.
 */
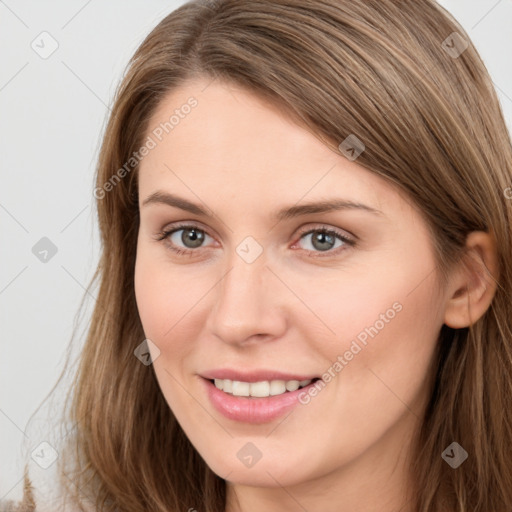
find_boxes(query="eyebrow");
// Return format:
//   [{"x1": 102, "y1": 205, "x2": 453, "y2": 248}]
[{"x1": 141, "y1": 191, "x2": 384, "y2": 220}]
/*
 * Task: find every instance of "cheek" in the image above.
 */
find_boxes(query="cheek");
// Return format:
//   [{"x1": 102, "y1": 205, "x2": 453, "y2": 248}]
[
  {"x1": 316, "y1": 268, "x2": 442, "y2": 421},
  {"x1": 134, "y1": 245, "x2": 199, "y2": 341},
  {"x1": 293, "y1": 251, "x2": 443, "y2": 406},
  {"x1": 134, "y1": 247, "x2": 217, "y2": 385},
  {"x1": 134, "y1": 249, "x2": 206, "y2": 411},
  {"x1": 287, "y1": 272, "x2": 442, "y2": 469},
  {"x1": 134, "y1": 257, "x2": 170, "y2": 339}
]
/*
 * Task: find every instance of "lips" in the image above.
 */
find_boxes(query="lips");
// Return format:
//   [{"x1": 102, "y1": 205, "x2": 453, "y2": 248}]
[
  {"x1": 198, "y1": 368, "x2": 322, "y2": 423},
  {"x1": 200, "y1": 369, "x2": 319, "y2": 382}
]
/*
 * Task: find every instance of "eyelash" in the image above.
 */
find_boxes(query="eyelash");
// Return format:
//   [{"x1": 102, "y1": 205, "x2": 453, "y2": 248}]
[{"x1": 154, "y1": 222, "x2": 356, "y2": 258}]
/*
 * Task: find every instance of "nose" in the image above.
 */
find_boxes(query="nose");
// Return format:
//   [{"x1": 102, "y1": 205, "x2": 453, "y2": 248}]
[{"x1": 205, "y1": 248, "x2": 287, "y2": 347}]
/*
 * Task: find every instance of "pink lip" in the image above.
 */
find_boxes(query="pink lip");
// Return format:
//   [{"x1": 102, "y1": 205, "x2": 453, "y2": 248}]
[
  {"x1": 200, "y1": 376, "x2": 320, "y2": 424},
  {"x1": 200, "y1": 369, "x2": 318, "y2": 383}
]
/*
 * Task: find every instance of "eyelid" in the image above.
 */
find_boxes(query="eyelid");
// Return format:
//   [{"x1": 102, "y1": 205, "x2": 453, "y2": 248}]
[
  {"x1": 155, "y1": 221, "x2": 356, "y2": 257},
  {"x1": 155, "y1": 221, "x2": 217, "y2": 248},
  {"x1": 159, "y1": 220, "x2": 213, "y2": 238},
  {"x1": 290, "y1": 224, "x2": 356, "y2": 258},
  {"x1": 294, "y1": 223, "x2": 357, "y2": 242},
  {"x1": 157, "y1": 221, "x2": 356, "y2": 240}
]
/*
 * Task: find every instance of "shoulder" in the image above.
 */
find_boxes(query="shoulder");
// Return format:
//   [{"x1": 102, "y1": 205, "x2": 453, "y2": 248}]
[
  {"x1": 0, "y1": 500, "x2": 34, "y2": 512},
  {"x1": 1, "y1": 464, "x2": 94, "y2": 512},
  {"x1": 0, "y1": 470, "x2": 36, "y2": 511}
]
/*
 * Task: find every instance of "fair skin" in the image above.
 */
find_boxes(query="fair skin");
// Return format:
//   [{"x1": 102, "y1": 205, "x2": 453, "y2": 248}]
[{"x1": 134, "y1": 77, "x2": 498, "y2": 512}]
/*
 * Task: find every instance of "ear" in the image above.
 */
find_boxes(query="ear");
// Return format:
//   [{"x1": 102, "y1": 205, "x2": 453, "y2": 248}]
[{"x1": 443, "y1": 230, "x2": 499, "y2": 328}]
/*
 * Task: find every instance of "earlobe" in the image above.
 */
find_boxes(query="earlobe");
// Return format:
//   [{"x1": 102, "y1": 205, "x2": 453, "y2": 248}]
[{"x1": 443, "y1": 231, "x2": 499, "y2": 329}]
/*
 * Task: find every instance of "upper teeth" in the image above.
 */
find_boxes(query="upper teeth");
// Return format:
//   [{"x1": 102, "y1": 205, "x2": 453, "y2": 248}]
[{"x1": 213, "y1": 379, "x2": 313, "y2": 397}]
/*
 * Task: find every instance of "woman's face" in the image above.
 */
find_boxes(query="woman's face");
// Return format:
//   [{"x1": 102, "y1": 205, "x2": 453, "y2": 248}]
[{"x1": 134, "y1": 77, "x2": 448, "y2": 491}]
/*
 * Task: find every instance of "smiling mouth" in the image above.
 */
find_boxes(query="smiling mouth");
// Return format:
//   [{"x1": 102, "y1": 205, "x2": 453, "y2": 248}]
[{"x1": 208, "y1": 378, "x2": 321, "y2": 398}]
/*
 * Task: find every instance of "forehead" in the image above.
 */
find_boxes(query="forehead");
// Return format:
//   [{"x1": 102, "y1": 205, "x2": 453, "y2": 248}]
[
  {"x1": 138, "y1": 78, "x2": 404, "y2": 217},
  {"x1": 144, "y1": 77, "x2": 334, "y2": 164}
]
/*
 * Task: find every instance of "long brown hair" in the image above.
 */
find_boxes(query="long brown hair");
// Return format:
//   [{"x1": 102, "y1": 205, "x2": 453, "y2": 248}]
[{"x1": 19, "y1": 1, "x2": 512, "y2": 510}]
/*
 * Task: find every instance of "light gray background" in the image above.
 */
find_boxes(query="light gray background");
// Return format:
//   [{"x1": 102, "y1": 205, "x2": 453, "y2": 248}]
[{"x1": 1, "y1": 0, "x2": 511, "y2": 501}]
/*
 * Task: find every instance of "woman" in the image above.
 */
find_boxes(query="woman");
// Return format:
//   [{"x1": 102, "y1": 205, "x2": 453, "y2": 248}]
[{"x1": 7, "y1": 0, "x2": 512, "y2": 510}]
